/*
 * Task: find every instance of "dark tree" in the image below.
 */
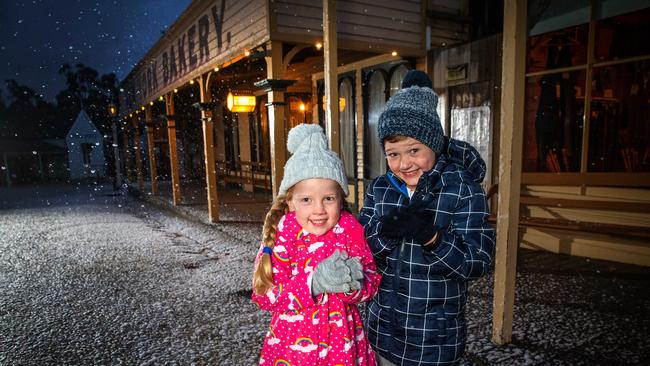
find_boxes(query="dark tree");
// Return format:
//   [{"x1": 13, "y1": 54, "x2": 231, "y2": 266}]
[
  {"x1": 56, "y1": 63, "x2": 119, "y2": 137},
  {"x1": 1, "y1": 79, "x2": 57, "y2": 139}
]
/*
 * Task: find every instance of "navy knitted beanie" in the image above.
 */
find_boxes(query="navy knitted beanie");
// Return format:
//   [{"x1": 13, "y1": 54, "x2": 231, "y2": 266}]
[{"x1": 378, "y1": 82, "x2": 445, "y2": 154}]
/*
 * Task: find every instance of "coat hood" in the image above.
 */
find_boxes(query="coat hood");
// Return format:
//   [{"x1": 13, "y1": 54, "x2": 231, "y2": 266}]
[{"x1": 443, "y1": 137, "x2": 487, "y2": 184}]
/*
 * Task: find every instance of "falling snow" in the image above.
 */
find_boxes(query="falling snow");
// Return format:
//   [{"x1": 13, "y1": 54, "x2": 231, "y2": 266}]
[{"x1": 0, "y1": 0, "x2": 192, "y2": 102}]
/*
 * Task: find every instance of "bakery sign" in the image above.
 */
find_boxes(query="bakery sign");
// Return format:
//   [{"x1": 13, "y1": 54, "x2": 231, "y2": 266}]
[{"x1": 121, "y1": 0, "x2": 245, "y2": 112}]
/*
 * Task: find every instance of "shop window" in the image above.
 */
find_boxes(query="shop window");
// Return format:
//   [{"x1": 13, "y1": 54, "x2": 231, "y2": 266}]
[
  {"x1": 528, "y1": 0, "x2": 589, "y2": 37},
  {"x1": 451, "y1": 106, "x2": 492, "y2": 186},
  {"x1": 524, "y1": 71, "x2": 585, "y2": 172},
  {"x1": 588, "y1": 61, "x2": 649, "y2": 172},
  {"x1": 366, "y1": 71, "x2": 387, "y2": 179},
  {"x1": 527, "y1": 24, "x2": 588, "y2": 74},
  {"x1": 526, "y1": 5, "x2": 650, "y2": 174},
  {"x1": 595, "y1": 6, "x2": 650, "y2": 61},
  {"x1": 339, "y1": 78, "x2": 355, "y2": 179},
  {"x1": 390, "y1": 65, "x2": 409, "y2": 96}
]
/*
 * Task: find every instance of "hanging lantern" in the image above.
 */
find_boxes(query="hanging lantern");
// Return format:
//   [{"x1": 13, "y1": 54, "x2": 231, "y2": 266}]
[{"x1": 227, "y1": 91, "x2": 256, "y2": 113}]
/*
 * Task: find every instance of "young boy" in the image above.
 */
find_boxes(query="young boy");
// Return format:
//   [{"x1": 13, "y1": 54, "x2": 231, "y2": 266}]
[{"x1": 358, "y1": 71, "x2": 496, "y2": 366}]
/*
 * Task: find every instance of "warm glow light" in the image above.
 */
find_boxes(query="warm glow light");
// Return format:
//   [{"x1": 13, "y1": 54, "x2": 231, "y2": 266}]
[
  {"x1": 108, "y1": 104, "x2": 117, "y2": 116},
  {"x1": 173, "y1": 88, "x2": 178, "y2": 93},
  {"x1": 189, "y1": 79, "x2": 194, "y2": 84},
  {"x1": 322, "y1": 96, "x2": 347, "y2": 112},
  {"x1": 299, "y1": 103, "x2": 305, "y2": 112},
  {"x1": 214, "y1": 66, "x2": 219, "y2": 72},
  {"x1": 149, "y1": 101, "x2": 154, "y2": 105},
  {"x1": 227, "y1": 91, "x2": 256, "y2": 112},
  {"x1": 159, "y1": 95, "x2": 164, "y2": 101},
  {"x1": 244, "y1": 50, "x2": 251, "y2": 56},
  {"x1": 141, "y1": 106, "x2": 145, "y2": 110},
  {"x1": 391, "y1": 51, "x2": 398, "y2": 56},
  {"x1": 315, "y1": 42, "x2": 323, "y2": 50},
  {"x1": 129, "y1": 113, "x2": 133, "y2": 117}
]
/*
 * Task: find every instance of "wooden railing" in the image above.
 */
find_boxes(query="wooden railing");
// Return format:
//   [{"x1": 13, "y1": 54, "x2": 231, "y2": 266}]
[{"x1": 215, "y1": 160, "x2": 272, "y2": 190}]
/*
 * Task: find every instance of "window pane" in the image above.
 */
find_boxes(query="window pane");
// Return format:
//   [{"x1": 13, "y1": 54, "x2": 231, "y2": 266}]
[
  {"x1": 339, "y1": 79, "x2": 355, "y2": 179},
  {"x1": 366, "y1": 72, "x2": 387, "y2": 178},
  {"x1": 451, "y1": 106, "x2": 492, "y2": 187},
  {"x1": 588, "y1": 61, "x2": 650, "y2": 172},
  {"x1": 528, "y1": 0, "x2": 589, "y2": 36},
  {"x1": 594, "y1": 7, "x2": 650, "y2": 62},
  {"x1": 524, "y1": 71, "x2": 586, "y2": 172},
  {"x1": 527, "y1": 24, "x2": 588, "y2": 74},
  {"x1": 390, "y1": 65, "x2": 409, "y2": 96}
]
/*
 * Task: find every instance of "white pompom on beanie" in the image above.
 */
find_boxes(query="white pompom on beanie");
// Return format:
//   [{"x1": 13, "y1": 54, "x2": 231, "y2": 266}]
[{"x1": 277, "y1": 124, "x2": 349, "y2": 197}]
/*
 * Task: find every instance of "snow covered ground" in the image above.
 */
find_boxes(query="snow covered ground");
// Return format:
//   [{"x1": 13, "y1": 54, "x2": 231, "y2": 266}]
[
  {"x1": 1, "y1": 183, "x2": 648, "y2": 365},
  {"x1": 1, "y1": 183, "x2": 267, "y2": 365}
]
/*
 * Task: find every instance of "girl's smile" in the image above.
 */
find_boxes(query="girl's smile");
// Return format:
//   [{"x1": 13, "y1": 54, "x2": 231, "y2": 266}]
[{"x1": 286, "y1": 178, "x2": 342, "y2": 236}]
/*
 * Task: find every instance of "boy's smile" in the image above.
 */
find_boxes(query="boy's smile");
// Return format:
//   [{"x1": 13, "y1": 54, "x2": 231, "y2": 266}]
[{"x1": 384, "y1": 136, "x2": 436, "y2": 190}]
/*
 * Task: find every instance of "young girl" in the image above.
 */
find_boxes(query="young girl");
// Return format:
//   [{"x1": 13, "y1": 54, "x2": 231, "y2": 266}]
[{"x1": 252, "y1": 124, "x2": 380, "y2": 366}]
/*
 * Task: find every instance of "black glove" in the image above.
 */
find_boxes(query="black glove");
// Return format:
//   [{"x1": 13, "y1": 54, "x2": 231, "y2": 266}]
[{"x1": 379, "y1": 206, "x2": 440, "y2": 245}]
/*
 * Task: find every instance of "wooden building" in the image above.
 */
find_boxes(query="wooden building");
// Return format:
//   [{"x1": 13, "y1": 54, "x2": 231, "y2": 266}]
[
  {"x1": 118, "y1": 0, "x2": 471, "y2": 219},
  {"x1": 118, "y1": 0, "x2": 650, "y2": 345}
]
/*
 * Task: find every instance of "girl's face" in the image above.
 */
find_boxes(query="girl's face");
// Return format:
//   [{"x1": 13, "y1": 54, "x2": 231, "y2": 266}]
[
  {"x1": 286, "y1": 178, "x2": 342, "y2": 236},
  {"x1": 384, "y1": 136, "x2": 436, "y2": 190}
]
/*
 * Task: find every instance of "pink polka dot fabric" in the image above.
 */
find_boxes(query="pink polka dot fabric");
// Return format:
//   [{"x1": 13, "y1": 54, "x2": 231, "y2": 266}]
[{"x1": 252, "y1": 211, "x2": 380, "y2": 366}]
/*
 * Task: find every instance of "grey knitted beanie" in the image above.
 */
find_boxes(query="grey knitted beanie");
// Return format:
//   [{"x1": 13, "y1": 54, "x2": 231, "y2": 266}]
[
  {"x1": 377, "y1": 85, "x2": 445, "y2": 154},
  {"x1": 277, "y1": 124, "x2": 349, "y2": 197}
]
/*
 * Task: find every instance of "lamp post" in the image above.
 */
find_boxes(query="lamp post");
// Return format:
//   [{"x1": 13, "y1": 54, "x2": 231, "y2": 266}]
[
  {"x1": 108, "y1": 103, "x2": 123, "y2": 189},
  {"x1": 299, "y1": 102, "x2": 306, "y2": 123}
]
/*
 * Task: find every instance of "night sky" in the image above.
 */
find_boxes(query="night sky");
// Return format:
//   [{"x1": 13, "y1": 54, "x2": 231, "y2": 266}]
[{"x1": 0, "y1": 0, "x2": 192, "y2": 102}]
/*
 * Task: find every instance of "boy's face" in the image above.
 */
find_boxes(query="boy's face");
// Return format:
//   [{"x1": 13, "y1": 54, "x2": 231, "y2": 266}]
[
  {"x1": 287, "y1": 178, "x2": 342, "y2": 236},
  {"x1": 384, "y1": 136, "x2": 436, "y2": 190}
]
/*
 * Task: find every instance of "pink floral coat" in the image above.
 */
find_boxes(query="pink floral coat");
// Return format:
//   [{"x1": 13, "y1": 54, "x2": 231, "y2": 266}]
[{"x1": 252, "y1": 211, "x2": 380, "y2": 366}]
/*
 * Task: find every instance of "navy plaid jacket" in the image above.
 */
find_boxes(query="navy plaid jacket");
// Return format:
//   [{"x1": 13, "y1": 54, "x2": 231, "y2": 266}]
[{"x1": 359, "y1": 138, "x2": 496, "y2": 366}]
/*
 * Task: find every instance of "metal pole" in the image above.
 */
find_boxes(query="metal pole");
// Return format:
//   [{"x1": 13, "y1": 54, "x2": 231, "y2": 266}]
[
  {"x1": 3, "y1": 153, "x2": 11, "y2": 187},
  {"x1": 112, "y1": 120, "x2": 123, "y2": 187}
]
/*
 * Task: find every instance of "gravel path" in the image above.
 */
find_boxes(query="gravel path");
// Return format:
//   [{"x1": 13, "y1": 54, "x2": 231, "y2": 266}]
[
  {"x1": 1, "y1": 183, "x2": 266, "y2": 365},
  {"x1": 2, "y1": 183, "x2": 648, "y2": 366}
]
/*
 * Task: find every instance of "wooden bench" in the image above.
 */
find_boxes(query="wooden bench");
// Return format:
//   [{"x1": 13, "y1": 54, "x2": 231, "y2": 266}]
[{"x1": 487, "y1": 184, "x2": 650, "y2": 240}]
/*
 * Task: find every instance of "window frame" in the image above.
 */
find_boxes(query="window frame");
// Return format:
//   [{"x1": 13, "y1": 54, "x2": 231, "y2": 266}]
[{"x1": 523, "y1": 4, "x2": 650, "y2": 186}]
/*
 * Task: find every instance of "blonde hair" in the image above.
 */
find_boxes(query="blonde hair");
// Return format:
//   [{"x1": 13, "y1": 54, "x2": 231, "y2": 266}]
[
  {"x1": 252, "y1": 184, "x2": 350, "y2": 296},
  {"x1": 253, "y1": 191, "x2": 291, "y2": 295}
]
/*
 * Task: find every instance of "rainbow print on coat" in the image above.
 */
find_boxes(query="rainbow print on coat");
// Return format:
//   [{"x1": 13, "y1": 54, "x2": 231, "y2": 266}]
[
  {"x1": 296, "y1": 228, "x2": 304, "y2": 240},
  {"x1": 274, "y1": 360, "x2": 291, "y2": 366},
  {"x1": 273, "y1": 249, "x2": 290, "y2": 262},
  {"x1": 294, "y1": 337, "x2": 313, "y2": 346},
  {"x1": 290, "y1": 294, "x2": 303, "y2": 310},
  {"x1": 289, "y1": 337, "x2": 318, "y2": 353}
]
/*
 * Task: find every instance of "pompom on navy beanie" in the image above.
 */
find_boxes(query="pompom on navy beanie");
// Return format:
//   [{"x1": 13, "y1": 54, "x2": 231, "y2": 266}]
[
  {"x1": 400, "y1": 69, "x2": 432, "y2": 89},
  {"x1": 378, "y1": 70, "x2": 445, "y2": 154}
]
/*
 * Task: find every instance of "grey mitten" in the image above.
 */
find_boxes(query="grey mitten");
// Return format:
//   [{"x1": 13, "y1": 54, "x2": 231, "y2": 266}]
[
  {"x1": 312, "y1": 250, "x2": 352, "y2": 295},
  {"x1": 345, "y1": 257, "x2": 364, "y2": 291}
]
